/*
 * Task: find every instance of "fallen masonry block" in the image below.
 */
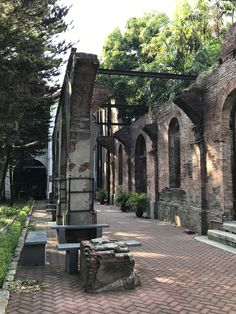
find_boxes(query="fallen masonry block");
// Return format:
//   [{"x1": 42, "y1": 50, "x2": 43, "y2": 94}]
[{"x1": 80, "y1": 238, "x2": 141, "y2": 293}]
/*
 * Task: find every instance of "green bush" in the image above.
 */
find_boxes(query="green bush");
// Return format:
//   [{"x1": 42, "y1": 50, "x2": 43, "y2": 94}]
[
  {"x1": 127, "y1": 192, "x2": 149, "y2": 218},
  {"x1": 115, "y1": 190, "x2": 131, "y2": 211},
  {"x1": 0, "y1": 206, "x2": 17, "y2": 217},
  {"x1": 0, "y1": 222, "x2": 21, "y2": 285},
  {"x1": 127, "y1": 192, "x2": 148, "y2": 209},
  {"x1": 96, "y1": 188, "x2": 107, "y2": 204},
  {"x1": 0, "y1": 202, "x2": 31, "y2": 286}
]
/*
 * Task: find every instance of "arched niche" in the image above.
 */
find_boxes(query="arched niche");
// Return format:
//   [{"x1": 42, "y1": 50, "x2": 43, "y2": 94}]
[
  {"x1": 118, "y1": 144, "x2": 123, "y2": 185},
  {"x1": 168, "y1": 118, "x2": 181, "y2": 188},
  {"x1": 14, "y1": 159, "x2": 47, "y2": 200},
  {"x1": 135, "y1": 135, "x2": 147, "y2": 193}
]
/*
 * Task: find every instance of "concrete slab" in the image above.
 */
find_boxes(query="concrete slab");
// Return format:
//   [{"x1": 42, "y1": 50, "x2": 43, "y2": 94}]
[
  {"x1": 207, "y1": 229, "x2": 236, "y2": 247},
  {"x1": 195, "y1": 235, "x2": 236, "y2": 254},
  {"x1": 6, "y1": 201, "x2": 236, "y2": 314},
  {"x1": 223, "y1": 221, "x2": 236, "y2": 233}
]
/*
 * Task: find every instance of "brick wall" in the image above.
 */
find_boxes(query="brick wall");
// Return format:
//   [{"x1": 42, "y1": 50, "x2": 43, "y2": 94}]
[{"x1": 100, "y1": 25, "x2": 236, "y2": 233}]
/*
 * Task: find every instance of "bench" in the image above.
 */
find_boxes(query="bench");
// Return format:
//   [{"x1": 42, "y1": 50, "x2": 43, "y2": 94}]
[
  {"x1": 21, "y1": 231, "x2": 47, "y2": 266},
  {"x1": 56, "y1": 238, "x2": 141, "y2": 275},
  {"x1": 57, "y1": 243, "x2": 81, "y2": 274},
  {"x1": 51, "y1": 224, "x2": 110, "y2": 243}
]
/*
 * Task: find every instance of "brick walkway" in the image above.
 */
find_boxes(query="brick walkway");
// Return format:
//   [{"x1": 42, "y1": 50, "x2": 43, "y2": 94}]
[{"x1": 7, "y1": 201, "x2": 236, "y2": 314}]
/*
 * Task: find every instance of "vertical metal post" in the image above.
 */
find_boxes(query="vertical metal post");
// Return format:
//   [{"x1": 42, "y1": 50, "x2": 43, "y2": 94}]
[{"x1": 68, "y1": 177, "x2": 71, "y2": 224}]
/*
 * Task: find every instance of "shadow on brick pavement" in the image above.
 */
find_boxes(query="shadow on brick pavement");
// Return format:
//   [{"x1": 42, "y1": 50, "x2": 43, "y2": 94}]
[{"x1": 7, "y1": 201, "x2": 236, "y2": 314}]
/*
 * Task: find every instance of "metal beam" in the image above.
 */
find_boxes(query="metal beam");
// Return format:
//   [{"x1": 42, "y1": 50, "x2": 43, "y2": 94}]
[
  {"x1": 99, "y1": 104, "x2": 147, "y2": 109},
  {"x1": 97, "y1": 68, "x2": 197, "y2": 80},
  {"x1": 96, "y1": 122, "x2": 129, "y2": 126}
]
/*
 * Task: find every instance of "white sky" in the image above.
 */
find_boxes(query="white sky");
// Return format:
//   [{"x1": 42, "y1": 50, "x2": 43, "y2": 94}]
[{"x1": 60, "y1": 0, "x2": 181, "y2": 57}]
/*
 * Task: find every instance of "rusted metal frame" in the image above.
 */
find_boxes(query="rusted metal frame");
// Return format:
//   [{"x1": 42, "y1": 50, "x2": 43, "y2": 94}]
[
  {"x1": 99, "y1": 104, "x2": 146, "y2": 109},
  {"x1": 96, "y1": 122, "x2": 129, "y2": 126},
  {"x1": 97, "y1": 68, "x2": 197, "y2": 80},
  {"x1": 66, "y1": 177, "x2": 95, "y2": 214}
]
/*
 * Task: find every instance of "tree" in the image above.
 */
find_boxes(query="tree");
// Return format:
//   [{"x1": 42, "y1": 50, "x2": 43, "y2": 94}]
[
  {"x1": 98, "y1": 0, "x2": 236, "y2": 120},
  {"x1": 98, "y1": 13, "x2": 170, "y2": 120},
  {"x1": 0, "y1": 0, "x2": 71, "y2": 199}
]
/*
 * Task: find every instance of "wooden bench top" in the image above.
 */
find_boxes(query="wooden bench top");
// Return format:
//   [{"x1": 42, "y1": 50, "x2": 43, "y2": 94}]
[
  {"x1": 25, "y1": 231, "x2": 47, "y2": 245},
  {"x1": 57, "y1": 243, "x2": 81, "y2": 250},
  {"x1": 51, "y1": 224, "x2": 109, "y2": 230}
]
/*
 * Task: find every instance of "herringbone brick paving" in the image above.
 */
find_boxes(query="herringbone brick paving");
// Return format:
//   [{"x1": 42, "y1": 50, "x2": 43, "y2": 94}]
[{"x1": 6, "y1": 201, "x2": 236, "y2": 314}]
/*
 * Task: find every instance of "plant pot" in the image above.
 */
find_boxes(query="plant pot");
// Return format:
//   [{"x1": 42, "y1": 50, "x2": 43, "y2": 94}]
[{"x1": 136, "y1": 208, "x2": 143, "y2": 218}]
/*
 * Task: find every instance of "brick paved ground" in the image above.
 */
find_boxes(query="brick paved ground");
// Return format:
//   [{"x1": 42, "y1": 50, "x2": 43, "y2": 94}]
[{"x1": 7, "y1": 201, "x2": 236, "y2": 314}]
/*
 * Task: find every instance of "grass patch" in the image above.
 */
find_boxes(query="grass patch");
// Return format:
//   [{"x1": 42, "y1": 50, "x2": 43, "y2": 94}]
[
  {"x1": 0, "y1": 200, "x2": 32, "y2": 287},
  {"x1": 8, "y1": 279, "x2": 49, "y2": 293}
]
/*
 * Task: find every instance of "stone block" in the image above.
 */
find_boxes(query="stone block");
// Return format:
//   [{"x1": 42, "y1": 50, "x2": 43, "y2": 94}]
[{"x1": 80, "y1": 239, "x2": 141, "y2": 293}]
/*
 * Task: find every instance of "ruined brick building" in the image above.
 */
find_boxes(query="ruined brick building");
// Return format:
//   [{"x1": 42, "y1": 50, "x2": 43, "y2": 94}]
[{"x1": 52, "y1": 25, "x2": 236, "y2": 235}]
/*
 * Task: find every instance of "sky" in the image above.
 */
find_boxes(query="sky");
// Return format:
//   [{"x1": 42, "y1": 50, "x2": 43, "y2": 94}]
[{"x1": 60, "y1": 0, "x2": 181, "y2": 58}]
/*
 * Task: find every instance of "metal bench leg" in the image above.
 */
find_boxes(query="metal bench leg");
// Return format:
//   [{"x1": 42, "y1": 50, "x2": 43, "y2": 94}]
[
  {"x1": 65, "y1": 249, "x2": 78, "y2": 275},
  {"x1": 58, "y1": 229, "x2": 66, "y2": 243},
  {"x1": 97, "y1": 227, "x2": 102, "y2": 238}
]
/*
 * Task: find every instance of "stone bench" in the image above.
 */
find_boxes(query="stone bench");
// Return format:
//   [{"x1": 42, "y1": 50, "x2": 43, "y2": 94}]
[
  {"x1": 51, "y1": 224, "x2": 110, "y2": 243},
  {"x1": 57, "y1": 243, "x2": 81, "y2": 274},
  {"x1": 56, "y1": 238, "x2": 141, "y2": 275},
  {"x1": 21, "y1": 231, "x2": 47, "y2": 266}
]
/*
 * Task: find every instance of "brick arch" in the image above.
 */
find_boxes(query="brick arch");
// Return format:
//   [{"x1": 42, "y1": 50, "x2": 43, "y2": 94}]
[
  {"x1": 220, "y1": 78, "x2": 236, "y2": 112},
  {"x1": 222, "y1": 89, "x2": 236, "y2": 218},
  {"x1": 168, "y1": 118, "x2": 181, "y2": 188},
  {"x1": 135, "y1": 134, "x2": 147, "y2": 193}
]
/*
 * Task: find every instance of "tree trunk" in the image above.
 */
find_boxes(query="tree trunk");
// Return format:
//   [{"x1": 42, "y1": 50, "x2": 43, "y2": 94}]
[
  {"x1": 0, "y1": 145, "x2": 12, "y2": 199},
  {"x1": 11, "y1": 149, "x2": 25, "y2": 204}
]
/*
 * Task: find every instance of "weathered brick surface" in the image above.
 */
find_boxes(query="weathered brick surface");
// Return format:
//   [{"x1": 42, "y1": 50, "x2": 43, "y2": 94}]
[
  {"x1": 6, "y1": 202, "x2": 236, "y2": 314},
  {"x1": 110, "y1": 26, "x2": 236, "y2": 233},
  {"x1": 114, "y1": 102, "x2": 202, "y2": 232}
]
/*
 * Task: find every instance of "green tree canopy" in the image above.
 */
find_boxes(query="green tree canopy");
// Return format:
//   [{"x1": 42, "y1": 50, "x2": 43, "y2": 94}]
[
  {"x1": 0, "y1": 0, "x2": 71, "y2": 198},
  {"x1": 98, "y1": 0, "x2": 236, "y2": 120}
]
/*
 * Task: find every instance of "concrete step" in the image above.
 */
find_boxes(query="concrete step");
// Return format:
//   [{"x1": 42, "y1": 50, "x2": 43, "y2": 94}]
[
  {"x1": 223, "y1": 221, "x2": 236, "y2": 234},
  {"x1": 207, "y1": 229, "x2": 236, "y2": 248}
]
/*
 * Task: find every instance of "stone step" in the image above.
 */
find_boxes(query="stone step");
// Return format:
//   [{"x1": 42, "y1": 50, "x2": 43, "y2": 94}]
[
  {"x1": 208, "y1": 229, "x2": 236, "y2": 248},
  {"x1": 223, "y1": 221, "x2": 236, "y2": 234}
]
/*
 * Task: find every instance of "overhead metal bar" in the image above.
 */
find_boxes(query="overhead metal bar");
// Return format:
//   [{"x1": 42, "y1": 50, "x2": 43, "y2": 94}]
[
  {"x1": 96, "y1": 122, "x2": 129, "y2": 126},
  {"x1": 97, "y1": 68, "x2": 197, "y2": 80},
  {"x1": 99, "y1": 104, "x2": 147, "y2": 109}
]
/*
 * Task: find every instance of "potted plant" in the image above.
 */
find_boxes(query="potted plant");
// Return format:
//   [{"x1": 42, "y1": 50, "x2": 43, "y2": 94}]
[
  {"x1": 127, "y1": 192, "x2": 148, "y2": 218},
  {"x1": 96, "y1": 188, "x2": 107, "y2": 205},
  {"x1": 115, "y1": 190, "x2": 131, "y2": 212}
]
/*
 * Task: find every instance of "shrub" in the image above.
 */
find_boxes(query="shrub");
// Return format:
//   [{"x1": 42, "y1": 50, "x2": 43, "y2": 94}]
[
  {"x1": 0, "y1": 202, "x2": 31, "y2": 286},
  {"x1": 127, "y1": 192, "x2": 149, "y2": 218},
  {"x1": 0, "y1": 222, "x2": 21, "y2": 286},
  {"x1": 96, "y1": 188, "x2": 107, "y2": 204},
  {"x1": 115, "y1": 190, "x2": 131, "y2": 211},
  {"x1": 0, "y1": 206, "x2": 16, "y2": 217}
]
